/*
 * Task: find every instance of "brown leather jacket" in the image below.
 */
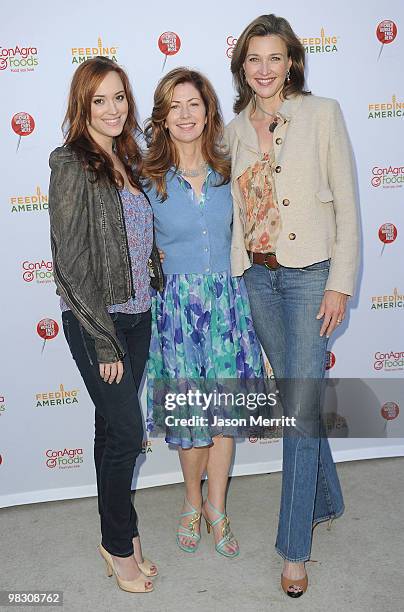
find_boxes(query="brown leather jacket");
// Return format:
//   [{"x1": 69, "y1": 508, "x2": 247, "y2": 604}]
[{"x1": 48, "y1": 145, "x2": 163, "y2": 363}]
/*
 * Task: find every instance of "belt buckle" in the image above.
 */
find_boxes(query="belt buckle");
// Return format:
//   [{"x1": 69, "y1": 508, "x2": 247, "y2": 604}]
[{"x1": 264, "y1": 252, "x2": 278, "y2": 270}]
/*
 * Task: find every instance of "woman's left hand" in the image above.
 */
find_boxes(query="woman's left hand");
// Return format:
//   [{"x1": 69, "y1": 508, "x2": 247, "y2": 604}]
[{"x1": 316, "y1": 290, "x2": 348, "y2": 338}]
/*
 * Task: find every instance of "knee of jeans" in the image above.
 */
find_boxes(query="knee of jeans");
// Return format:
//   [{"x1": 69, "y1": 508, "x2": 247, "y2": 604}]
[
  {"x1": 105, "y1": 435, "x2": 144, "y2": 462},
  {"x1": 108, "y1": 420, "x2": 144, "y2": 451}
]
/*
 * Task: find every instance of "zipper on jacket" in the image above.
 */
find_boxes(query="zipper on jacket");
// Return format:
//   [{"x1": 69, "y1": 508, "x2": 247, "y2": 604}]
[
  {"x1": 52, "y1": 237, "x2": 124, "y2": 360},
  {"x1": 97, "y1": 183, "x2": 116, "y2": 304},
  {"x1": 115, "y1": 188, "x2": 135, "y2": 298}
]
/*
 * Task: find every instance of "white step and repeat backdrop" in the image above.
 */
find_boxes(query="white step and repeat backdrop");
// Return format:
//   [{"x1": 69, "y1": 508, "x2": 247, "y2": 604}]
[{"x1": 1, "y1": 0, "x2": 403, "y2": 507}]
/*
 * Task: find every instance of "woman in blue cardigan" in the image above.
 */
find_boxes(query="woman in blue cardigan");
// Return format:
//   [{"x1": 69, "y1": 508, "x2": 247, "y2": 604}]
[{"x1": 144, "y1": 68, "x2": 265, "y2": 559}]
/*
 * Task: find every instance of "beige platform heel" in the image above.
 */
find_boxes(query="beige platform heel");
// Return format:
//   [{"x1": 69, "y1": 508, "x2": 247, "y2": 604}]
[{"x1": 98, "y1": 544, "x2": 154, "y2": 593}]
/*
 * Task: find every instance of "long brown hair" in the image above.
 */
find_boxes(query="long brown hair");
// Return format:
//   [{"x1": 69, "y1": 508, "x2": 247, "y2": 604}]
[
  {"x1": 231, "y1": 14, "x2": 310, "y2": 114},
  {"x1": 143, "y1": 67, "x2": 230, "y2": 200},
  {"x1": 63, "y1": 56, "x2": 142, "y2": 189}
]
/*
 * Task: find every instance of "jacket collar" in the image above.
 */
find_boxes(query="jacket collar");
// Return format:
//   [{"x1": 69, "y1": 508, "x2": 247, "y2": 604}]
[{"x1": 234, "y1": 94, "x2": 304, "y2": 152}]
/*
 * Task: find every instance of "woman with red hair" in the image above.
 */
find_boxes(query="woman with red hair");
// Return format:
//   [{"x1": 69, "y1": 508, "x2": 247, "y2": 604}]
[{"x1": 48, "y1": 56, "x2": 162, "y2": 594}]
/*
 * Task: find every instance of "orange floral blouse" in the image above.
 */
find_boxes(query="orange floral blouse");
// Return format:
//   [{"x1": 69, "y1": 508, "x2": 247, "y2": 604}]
[{"x1": 238, "y1": 150, "x2": 281, "y2": 254}]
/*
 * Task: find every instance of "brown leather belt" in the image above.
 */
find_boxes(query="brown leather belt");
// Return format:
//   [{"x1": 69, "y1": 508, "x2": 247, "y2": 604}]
[{"x1": 248, "y1": 251, "x2": 280, "y2": 270}]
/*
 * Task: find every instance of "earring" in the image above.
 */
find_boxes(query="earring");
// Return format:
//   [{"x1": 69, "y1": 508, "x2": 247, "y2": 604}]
[{"x1": 286, "y1": 70, "x2": 290, "y2": 82}]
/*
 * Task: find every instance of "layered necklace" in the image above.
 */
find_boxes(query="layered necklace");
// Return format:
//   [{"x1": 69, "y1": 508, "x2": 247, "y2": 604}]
[{"x1": 178, "y1": 162, "x2": 208, "y2": 177}]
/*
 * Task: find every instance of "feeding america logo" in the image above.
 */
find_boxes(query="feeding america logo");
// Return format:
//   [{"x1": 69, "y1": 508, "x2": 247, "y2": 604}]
[
  {"x1": 9, "y1": 186, "x2": 48, "y2": 213},
  {"x1": 299, "y1": 27, "x2": 338, "y2": 53},
  {"x1": 71, "y1": 36, "x2": 118, "y2": 64},
  {"x1": 36, "y1": 384, "x2": 80, "y2": 408}
]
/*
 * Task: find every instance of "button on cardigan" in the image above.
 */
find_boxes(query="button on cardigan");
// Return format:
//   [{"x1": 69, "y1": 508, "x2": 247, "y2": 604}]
[{"x1": 146, "y1": 170, "x2": 233, "y2": 275}]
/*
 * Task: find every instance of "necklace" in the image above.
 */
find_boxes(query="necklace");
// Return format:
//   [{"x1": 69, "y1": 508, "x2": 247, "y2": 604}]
[
  {"x1": 254, "y1": 99, "x2": 281, "y2": 133},
  {"x1": 178, "y1": 162, "x2": 208, "y2": 177}
]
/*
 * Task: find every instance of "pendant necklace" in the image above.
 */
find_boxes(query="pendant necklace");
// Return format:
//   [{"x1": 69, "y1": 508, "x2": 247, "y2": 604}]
[{"x1": 255, "y1": 100, "x2": 281, "y2": 133}]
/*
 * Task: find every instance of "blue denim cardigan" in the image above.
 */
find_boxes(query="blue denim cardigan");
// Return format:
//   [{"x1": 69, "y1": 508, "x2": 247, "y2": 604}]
[{"x1": 146, "y1": 170, "x2": 233, "y2": 275}]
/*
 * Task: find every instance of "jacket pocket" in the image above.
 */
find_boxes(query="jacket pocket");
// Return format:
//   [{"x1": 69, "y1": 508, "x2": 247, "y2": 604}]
[{"x1": 316, "y1": 188, "x2": 334, "y2": 203}]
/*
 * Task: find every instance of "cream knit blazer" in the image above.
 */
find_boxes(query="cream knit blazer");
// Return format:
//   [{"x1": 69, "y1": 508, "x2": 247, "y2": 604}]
[{"x1": 225, "y1": 94, "x2": 360, "y2": 296}]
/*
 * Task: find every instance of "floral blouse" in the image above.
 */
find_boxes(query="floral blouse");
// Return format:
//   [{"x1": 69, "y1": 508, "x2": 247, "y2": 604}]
[{"x1": 238, "y1": 150, "x2": 281, "y2": 253}]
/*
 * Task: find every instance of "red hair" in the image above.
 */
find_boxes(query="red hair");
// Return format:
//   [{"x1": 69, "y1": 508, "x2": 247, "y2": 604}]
[
  {"x1": 63, "y1": 56, "x2": 142, "y2": 189},
  {"x1": 143, "y1": 67, "x2": 230, "y2": 200}
]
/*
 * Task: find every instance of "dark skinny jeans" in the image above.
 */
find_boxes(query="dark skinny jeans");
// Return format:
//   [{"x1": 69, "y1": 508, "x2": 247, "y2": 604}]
[{"x1": 62, "y1": 309, "x2": 151, "y2": 557}]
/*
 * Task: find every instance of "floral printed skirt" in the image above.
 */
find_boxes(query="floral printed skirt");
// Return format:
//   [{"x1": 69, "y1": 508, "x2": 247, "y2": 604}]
[{"x1": 146, "y1": 271, "x2": 266, "y2": 448}]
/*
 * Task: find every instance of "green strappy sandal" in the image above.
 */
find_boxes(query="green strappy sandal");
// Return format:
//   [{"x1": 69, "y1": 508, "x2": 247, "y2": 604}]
[
  {"x1": 176, "y1": 498, "x2": 201, "y2": 553},
  {"x1": 203, "y1": 499, "x2": 240, "y2": 558}
]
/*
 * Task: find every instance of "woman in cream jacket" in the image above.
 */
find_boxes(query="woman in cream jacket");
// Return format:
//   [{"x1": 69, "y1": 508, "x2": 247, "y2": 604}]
[{"x1": 226, "y1": 14, "x2": 359, "y2": 598}]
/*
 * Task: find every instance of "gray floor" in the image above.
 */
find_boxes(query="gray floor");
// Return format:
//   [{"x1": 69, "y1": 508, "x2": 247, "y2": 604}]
[{"x1": 1, "y1": 457, "x2": 403, "y2": 612}]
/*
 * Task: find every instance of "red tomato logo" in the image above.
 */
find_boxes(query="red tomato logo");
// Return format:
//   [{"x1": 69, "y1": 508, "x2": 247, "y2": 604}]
[
  {"x1": 11, "y1": 112, "x2": 35, "y2": 136},
  {"x1": 381, "y1": 401, "x2": 399, "y2": 420},
  {"x1": 376, "y1": 20, "x2": 398, "y2": 44},
  {"x1": 158, "y1": 32, "x2": 181, "y2": 56},
  {"x1": 378, "y1": 223, "x2": 397, "y2": 244},
  {"x1": 37, "y1": 319, "x2": 59, "y2": 340},
  {"x1": 326, "y1": 351, "x2": 336, "y2": 370}
]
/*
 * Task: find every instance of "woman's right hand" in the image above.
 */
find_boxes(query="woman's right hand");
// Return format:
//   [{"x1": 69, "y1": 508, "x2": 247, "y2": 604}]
[
  {"x1": 158, "y1": 248, "x2": 165, "y2": 263},
  {"x1": 99, "y1": 361, "x2": 124, "y2": 384}
]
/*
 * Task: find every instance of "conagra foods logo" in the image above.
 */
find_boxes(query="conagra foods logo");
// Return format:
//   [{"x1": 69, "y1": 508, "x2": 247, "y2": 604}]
[
  {"x1": 22, "y1": 260, "x2": 54, "y2": 283},
  {"x1": 371, "y1": 165, "x2": 404, "y2": 188},
  {"x1": 45, "y1": 448, "x2": 84, "y2": 469},
  {"x1": 374, "y1": 351, "x2": 404, "y2": 371},
  {"x1": 248, "y1": 428, "x2": 282, "y2": 444},
  {"x1": 0, "y1": 45, "x2": 39, "y2": 72},
  {"x1": 226, "y1": 36, "x2": 237, "y2": 58}
]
